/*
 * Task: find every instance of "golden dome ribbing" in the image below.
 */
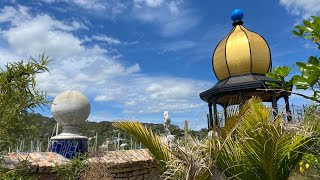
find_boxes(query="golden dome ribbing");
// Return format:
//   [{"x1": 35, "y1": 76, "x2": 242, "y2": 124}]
[{"x1": 212, "y1": 24, "x2": 271, "y2": 81}]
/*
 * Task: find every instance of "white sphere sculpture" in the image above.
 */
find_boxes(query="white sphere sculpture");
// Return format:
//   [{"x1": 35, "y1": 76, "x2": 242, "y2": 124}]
[{"x1": 51, "y1": 90, "x2": 90, "y2": 126}]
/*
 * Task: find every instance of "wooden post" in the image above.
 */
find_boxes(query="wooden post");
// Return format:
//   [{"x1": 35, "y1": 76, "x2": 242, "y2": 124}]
[
  {"x1": 208, "y1": 103, "x2": 213, "y2": 131},
  {"x1": 213, "y1": 100, "x2": 219, "y2": 133},
  {"x1": 284, "y1": 95, "x2": 292, "y2": 121},
  {"x1": 272, "y1": 93, "x2": 278, "y2": 117}
]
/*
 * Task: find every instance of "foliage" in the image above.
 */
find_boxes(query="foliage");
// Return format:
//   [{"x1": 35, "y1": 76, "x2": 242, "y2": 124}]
[
  {"x1": 292, "y1": 16, "x2": 320, "y2": 102},
  {"x1": 55, "y1": 154, "x2": 88, "y2": 180},
  {"x1": 0, "y1": 54, "x2": 51, "y2": 152},
  {"x1": 291, "y1": 56, "x2": 320, "y2": 102},
  {"x1": 222, "y1": 99, "x2": 246, "y2": 137},
  {"x1": 80, "y1": 120, "x2": 182, "y2": 151},
  {"x1": 265, "y1": 65, "x2": 293, "y2": 90},
  {"x1": 292, "y1": 16, "x2": 320, "y2": 49},
  {"x1": 189, "y1": 128, "x2": 208, "y2": 140},
  {"x1": 224, "y1": 98, "x2": 310, "y2": 179},
  {"x1": 266, "y1": 16, "x2": 320, "y2": 103},
  {"x1": 80, "y1": 161, "x2": 112, "y2": 180},
  {"x1": 113, "y1": 121, "x2": 171, "y2": 168},
  {"x1": 3, "y1": 112, "x2": 185, "y2": 153},
  {"x1": 0, "y1": 157, "x2": 32, "y2": 180},
  {"x1": 161, "y1": 137, "x2": 220, "y2": 180},
  {"x1": 115, "y1": 97, "x2": 314, "y2": 180},
  {"x1": 295, "y1": 105, "x2": 320, "y2": 178}
]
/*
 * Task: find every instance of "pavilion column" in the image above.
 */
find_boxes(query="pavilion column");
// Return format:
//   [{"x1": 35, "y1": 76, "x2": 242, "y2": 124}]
[
  {"x1": 213, "y1": 99, "x2": 219, "y2": 132},
  {"x1": 208, "y1": 103, "x2": 213, "y2": 131},
  {"x1": 272, "y1": 93, "x2": 278, "y2": 117},
  {"x1": 284, "y1": 95, "x2": 292, "y2": 121}
]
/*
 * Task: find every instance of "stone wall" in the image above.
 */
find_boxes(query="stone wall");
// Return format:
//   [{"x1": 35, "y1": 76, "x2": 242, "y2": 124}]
[
  {"x1": 0, "y1": 149, "x2": 161, "y2": 180},
  {"x1": 89, "y1": 149, "x2": 161, "y2": 180}
]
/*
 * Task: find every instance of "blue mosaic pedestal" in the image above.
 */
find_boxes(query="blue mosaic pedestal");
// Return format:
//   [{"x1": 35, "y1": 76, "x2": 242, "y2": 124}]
[{"x1": 50, "y1": 139, "x2": 88, "y2": 159}]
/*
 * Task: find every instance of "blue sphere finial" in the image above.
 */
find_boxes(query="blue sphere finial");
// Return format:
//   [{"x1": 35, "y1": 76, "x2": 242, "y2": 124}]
[{"x1": 231, "y1": 9, "x2": 244, "y2": 21}]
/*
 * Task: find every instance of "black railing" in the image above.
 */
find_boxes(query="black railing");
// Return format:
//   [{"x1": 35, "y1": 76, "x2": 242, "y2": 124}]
[{"x1": 212, "y1": 103, "x2": 309, "y2": 128}]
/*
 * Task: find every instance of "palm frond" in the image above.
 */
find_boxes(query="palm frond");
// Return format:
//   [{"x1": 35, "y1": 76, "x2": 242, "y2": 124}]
[
  {"x1": 112, "y1": 120, "x2": 171, "y2": 168},
  {"x1": 162, "y1": 136, "x2": 225, "y2": 180},
  {"x1": 235, "y1": 97, "x2": 311, "y2": 179}
]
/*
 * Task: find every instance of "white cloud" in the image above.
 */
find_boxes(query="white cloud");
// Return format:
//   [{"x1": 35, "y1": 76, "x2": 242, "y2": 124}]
[
  {"x1": 279, "y1": 0, "x2": 320, "y2": 18},
  {"x1": 41, "y1": 0, "x2": 128, "y2": 16},
  {"x1": 3, "y1": 20, "x2": 84, "y2": 57},
  {"x1": 0, "y1": 5, "x2": 209, "y2": 124},
  {"x1": 303, "y1": 42, "x2": 318, "y2": 49},
  {"x1": 132, "y1": 0, "x2": 199, "y2": 36},
  {"x1": 92, "y1": 76, "x2": 208, "y2": 114},
  {"x1": 41, "y1": 0, "x2": 106, "y2": 11},
  {"x1": 91, "y1": 35, "x2": 122, "y2": 45},
  {"x1": 134, "y1": 0, "x2": 165, "y2": 7},
  {"x1": 0, "y1": 6, "x2": 88, "y2": 57},
  {"x1": 40, "y1": 0, "x2": 198, "y2": 36},
  {"x1": 0, "y1": 48, "x2": 22, "y2": 67},
  {"x1": 162, "y1": 40, "x2": 196, "y2": 52},
  {"x1": 0, "y1": 5, "x2": 31, "y2": 23}
]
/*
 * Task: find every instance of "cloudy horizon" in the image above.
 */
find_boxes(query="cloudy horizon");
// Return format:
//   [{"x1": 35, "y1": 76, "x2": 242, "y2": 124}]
[{"x1": 0, "y1": 0, "x2": 318, "y2": 130}]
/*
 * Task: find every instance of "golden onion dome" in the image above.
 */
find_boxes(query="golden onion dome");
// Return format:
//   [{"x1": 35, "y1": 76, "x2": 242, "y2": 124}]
[{"x1": 212, "y1": 10, "x2": 271, "y2": 81}]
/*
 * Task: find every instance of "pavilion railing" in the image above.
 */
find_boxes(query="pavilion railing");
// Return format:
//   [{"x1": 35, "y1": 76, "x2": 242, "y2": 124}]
[{"x1": 215, "y1": 103, "x2": 309, "y2": 128}]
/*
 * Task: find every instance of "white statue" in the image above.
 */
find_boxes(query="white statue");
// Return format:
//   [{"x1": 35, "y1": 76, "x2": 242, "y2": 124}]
[
  {"x1": 164, "y1": 111, "x2": 171, "y2": 126},
  {"x1": 163, "y1": 111, "x2": 171, "y2": 135}
]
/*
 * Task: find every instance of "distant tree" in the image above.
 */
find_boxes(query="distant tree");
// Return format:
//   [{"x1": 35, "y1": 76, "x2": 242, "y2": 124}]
[
  {"x1": 266, "y1": 16, "x2": 320, "y2": 103},
  {"x1": 0, "y1": 54, "x2": 51, "y2": 152}
]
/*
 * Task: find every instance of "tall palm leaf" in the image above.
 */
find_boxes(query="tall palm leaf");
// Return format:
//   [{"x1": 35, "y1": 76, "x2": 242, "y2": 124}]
[
  {"x1": 216, "y1": 120, "x2": 257, "y2": 179},
  {"x1": 161, "y1": 135, "x2": 227, "y2": 180},
  {"x1": 226, "y1": 97, "x2": 311, "y2": 179},
  {"x1": 162, "y1": 136, "x2": 214, "y2": 180},
  {"x1": 113, "y1": 121, "x2": 171, "y2": 168}
]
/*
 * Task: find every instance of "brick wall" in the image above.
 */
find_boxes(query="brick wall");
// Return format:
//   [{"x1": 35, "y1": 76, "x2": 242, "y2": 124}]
[
  {"x1": 88, "y1": 149, "x2": 161, "y2": 180},
  {"x1": 1, "y1": 150, "x2": 161, "y2": 180}
]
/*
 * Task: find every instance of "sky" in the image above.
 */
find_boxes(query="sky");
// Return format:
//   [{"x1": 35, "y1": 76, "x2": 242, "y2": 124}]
[{"x1": 0, "y1": 0, "x2": 319, "y2": 130}]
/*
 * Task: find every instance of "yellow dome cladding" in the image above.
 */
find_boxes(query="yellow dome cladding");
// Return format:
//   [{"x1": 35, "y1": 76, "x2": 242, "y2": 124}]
[
  {"x1": 241, "y1": 26, "x2": 271, "y2": 74},
  {"x1": 213, "y1": 36, "x2": 229, "y2": 80},
  {"x1": 212, "y1": 25, "x2": 271, "y2": 81}
]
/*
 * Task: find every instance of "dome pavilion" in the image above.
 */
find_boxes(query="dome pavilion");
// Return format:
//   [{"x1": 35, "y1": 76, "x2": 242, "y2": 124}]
[{"x1": 199, "y1": 9, "x2": 292, "y2": 131}]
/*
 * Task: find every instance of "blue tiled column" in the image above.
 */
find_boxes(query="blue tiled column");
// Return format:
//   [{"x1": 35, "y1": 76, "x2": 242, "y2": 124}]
[{"x1": 50, "y1": 139, "x2": 88, "y2": 159}]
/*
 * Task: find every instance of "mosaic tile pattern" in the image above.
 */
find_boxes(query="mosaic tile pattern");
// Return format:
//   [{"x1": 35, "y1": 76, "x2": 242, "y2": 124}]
[{"x1": 50, "y1": 139, "x2": 88, "y2": 159}]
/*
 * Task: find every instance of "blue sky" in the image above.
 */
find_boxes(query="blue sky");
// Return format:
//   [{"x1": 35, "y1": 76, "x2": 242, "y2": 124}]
[{"x1": 0, "y1": 0, "x2": 319, "y2": 130}]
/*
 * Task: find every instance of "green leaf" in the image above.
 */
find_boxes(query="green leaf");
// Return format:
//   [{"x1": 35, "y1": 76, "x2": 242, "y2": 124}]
[
  {"x1": 306, "y1": 74, "x2": 318, "y2": 86},
  {"x1": 308, "y1": 56, "x2": 319, "y2": 65},
  {"x1": 304, "y1": 20, "x2": 311, "y2": 27},
  {"x1": 311, "y1": 16, "x2": 318, "y2": 20},
  {"x1": 266, "y1": 73, "x2": 276, "y2": 80},
  {"x1": 292, "y1": 30, "x2": 300, "y2": 36},
  {"x1": 292, "y1": 78, "x2": 309, "y2": 89},
  {"x1": 265, "y1": 82, "x2": 279, "y2": 88},
  {"x1": 305, "y1": 64, "x2": 320, "y2": 73},
  {"x1": 296, "y1": 62, "x2": 307, "y2": 68}
]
